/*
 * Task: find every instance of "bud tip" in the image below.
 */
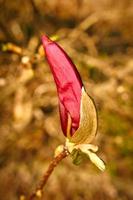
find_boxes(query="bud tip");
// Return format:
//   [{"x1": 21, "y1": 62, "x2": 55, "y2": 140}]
[{"x1": 41, "y1": 35, "x2": 52, "y2": 47}]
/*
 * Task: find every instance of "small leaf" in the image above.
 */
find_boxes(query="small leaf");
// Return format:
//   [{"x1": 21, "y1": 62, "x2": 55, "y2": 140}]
[{"x1": 83, "y1": 150, "x2": 106, "y2": 171}]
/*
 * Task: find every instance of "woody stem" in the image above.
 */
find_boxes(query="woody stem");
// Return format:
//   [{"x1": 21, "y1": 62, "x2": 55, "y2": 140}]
[{"x1": 28, "y1": 146, "x2": 69, "y2": 200}]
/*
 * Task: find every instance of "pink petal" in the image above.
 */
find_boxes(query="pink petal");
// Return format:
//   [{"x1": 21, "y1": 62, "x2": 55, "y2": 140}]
[{"x1": 42, "y1": 35, "x2": 83, "y2": 136}]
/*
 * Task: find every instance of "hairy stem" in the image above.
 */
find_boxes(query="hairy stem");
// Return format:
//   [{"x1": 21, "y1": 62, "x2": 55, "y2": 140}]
[{"x1": 28, "y1": 146, "x2": 69, "y2": 200}]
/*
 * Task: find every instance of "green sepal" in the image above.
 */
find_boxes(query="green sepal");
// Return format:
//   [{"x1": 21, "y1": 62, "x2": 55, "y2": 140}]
[{"x1": 70, "y1": 148, "x2": 88, "y2": 166}]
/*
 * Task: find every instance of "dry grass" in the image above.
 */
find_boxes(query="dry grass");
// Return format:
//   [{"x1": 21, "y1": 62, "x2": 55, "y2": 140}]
[{"x1": 0, "y1": 0, "x2": 133, "y2": 199}]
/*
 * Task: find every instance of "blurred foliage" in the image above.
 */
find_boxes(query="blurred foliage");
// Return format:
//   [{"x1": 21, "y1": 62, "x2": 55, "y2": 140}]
[{"x1": 0, "y1": 0, "x2": 133, "y2": 200}]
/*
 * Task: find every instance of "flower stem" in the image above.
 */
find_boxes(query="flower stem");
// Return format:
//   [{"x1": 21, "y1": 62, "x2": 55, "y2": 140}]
[{"x1": 28, "y1": 146, "x2": 69, "y2": 200}]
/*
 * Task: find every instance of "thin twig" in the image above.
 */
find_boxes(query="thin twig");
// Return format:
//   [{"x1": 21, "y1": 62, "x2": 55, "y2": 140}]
[
  {"x1": 28, "y1": 146, "x2": 69, "y2": 200},
  {"x1": 30, "y1": 0, "x2": 40, "y2": 17}
]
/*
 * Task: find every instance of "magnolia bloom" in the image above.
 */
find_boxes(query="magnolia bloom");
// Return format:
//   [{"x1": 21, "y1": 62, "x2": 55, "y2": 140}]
[{"x1": 42, "y1": 35, "x2": 105, "y2": 171}]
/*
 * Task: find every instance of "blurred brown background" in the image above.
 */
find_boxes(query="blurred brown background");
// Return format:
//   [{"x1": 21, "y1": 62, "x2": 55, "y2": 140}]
[{"x1": 0, "y1": 0, "x2": 133, "y2": 200}]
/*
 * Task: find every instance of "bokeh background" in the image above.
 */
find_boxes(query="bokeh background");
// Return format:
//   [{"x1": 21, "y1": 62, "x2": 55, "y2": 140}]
[{"x1": 0, "y1": 0, "x2": 133, "y2": 199}]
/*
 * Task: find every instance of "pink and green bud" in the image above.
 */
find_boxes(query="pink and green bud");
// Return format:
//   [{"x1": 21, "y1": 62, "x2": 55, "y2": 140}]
[
  {"x1": 42, "y1": 35, "x2": 97, "y2": 145},
  {"x1": 42, "y1": 35, "x2": 106, "y2": 171}
]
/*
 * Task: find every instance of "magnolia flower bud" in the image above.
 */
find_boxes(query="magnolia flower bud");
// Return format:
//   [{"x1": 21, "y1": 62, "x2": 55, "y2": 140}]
[
  {"x1": 42, "y1": 35, "x2": 105, "y2": 171},
  {"x1": 42, "y1": 35, "x2": 83, "y2": 137}
]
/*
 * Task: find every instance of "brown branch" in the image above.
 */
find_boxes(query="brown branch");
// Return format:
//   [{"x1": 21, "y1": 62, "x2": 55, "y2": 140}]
[
  {"x1": 28, "y1": 146, "x2": 69, "y2": 200},
  {"x1": 1, "y1": 43, "x2": 23, "y2": 55},
  {"x1": 30, "y1": 0, "x2": 40, "y2": 17}
]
